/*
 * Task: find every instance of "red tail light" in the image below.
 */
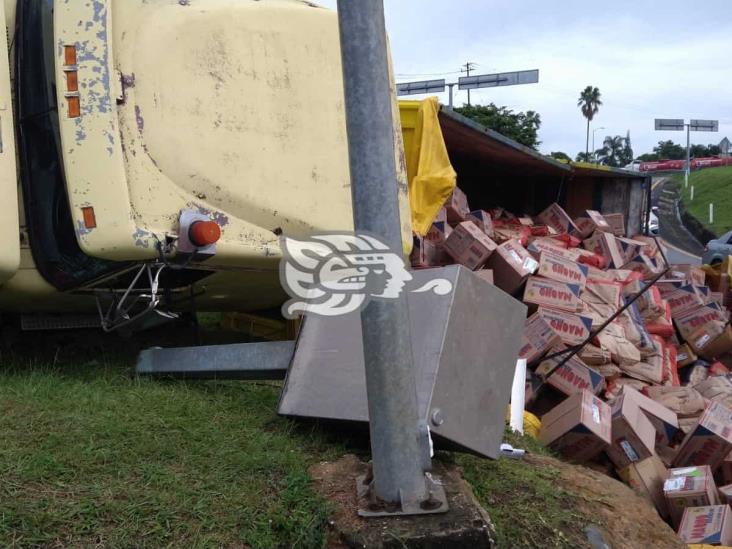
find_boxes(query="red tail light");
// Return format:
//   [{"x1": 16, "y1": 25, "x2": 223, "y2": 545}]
[{"x1": 189, "y1": 220, "x2": 221, "y2": 247}]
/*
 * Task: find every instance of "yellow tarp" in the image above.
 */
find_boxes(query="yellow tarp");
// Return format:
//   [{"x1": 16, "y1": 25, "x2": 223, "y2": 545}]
[{"x1": 400, "y1": 98, "x2": 457, "y2": 236}]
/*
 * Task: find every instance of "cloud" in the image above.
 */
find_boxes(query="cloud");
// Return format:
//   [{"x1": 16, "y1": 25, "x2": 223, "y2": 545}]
[{"x1": 317, "y1": 0, "x2": 732, "y2": 158}]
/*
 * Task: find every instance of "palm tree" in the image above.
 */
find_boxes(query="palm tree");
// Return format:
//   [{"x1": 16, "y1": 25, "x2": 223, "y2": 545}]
[
  {"x1": 595, "y1": 135, "x2": 625, "y2": 167},
  {"x1": 577, "y1": 86, "x2": 602, "y2": 159}
]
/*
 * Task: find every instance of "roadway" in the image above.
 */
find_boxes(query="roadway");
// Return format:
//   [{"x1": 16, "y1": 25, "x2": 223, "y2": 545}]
[{"x1": 651, "y1": 177, "x2": 703, "y2": 266}]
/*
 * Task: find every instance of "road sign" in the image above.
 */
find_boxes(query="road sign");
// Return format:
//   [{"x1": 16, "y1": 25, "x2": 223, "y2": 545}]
[
  {"x1": 690, "y1": 119, "x2": 719, "y2": 132},
  {"x1": 655, "y1": 119, "x2": 685, "y2": 131},
  {"x1": 458, "y1": 69, "x2": 539, "y2": 90},
  {"x1": 396, "y1": 79, "x2": 446, "y2": 96}
]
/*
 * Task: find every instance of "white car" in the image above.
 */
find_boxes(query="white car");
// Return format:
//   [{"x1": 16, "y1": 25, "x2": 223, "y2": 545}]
[{"x1": 647, "y1": 207, "x2": 659, "y2": 235}]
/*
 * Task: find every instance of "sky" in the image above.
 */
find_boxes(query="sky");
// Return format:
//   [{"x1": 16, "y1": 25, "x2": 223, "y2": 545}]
[{"x1": 317, "y1": 0, "x2": 732, "y2": 159}]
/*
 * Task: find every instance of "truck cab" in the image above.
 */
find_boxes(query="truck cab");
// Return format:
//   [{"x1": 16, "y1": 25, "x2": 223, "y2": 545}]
[{"x1": 0, "y1": 0, "x2": 411, "y2": 329}]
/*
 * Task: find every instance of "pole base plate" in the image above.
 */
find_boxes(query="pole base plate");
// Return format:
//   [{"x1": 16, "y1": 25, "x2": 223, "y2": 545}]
[{"x1": 356, "y1": 473, "x2": 449, "y2": 517}]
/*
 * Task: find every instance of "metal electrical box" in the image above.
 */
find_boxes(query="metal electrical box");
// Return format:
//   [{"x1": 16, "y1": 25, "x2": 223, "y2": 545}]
[{"x1": 278, "y1": 265, "x2": 527, "y2": 459}]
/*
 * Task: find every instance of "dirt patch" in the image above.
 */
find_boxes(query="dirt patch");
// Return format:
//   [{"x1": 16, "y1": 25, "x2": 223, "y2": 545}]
[
  {"x1": 311, "y1": 452, "x2": 684, "y2": 549},
  {"x1": 309, "y1": 455, "x2": 497, "y2": 548},
  {"x1": 525, "y1": 454, "x2": 684, "y2": 549}
]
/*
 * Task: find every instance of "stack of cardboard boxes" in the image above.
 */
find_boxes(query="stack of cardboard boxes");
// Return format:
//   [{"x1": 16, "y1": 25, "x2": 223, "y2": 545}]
[{"x1": 412, "y1": 186, "x2": 732, "y2": 542}]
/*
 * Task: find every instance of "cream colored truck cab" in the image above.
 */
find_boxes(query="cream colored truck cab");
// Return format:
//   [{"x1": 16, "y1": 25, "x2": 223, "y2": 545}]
[{"x1": 0, "y1": 0, "x2": 411, "y2": 329}]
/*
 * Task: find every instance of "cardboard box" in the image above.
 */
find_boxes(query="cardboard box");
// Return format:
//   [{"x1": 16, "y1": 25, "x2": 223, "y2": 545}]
[
  {"x1": 666, "y1": 285, "x2": 707, "y2": 319},
  {"x1": 535, "y1": 347, "x2": 605, "y2": 396},
  {"x1": 518, "y1": 308, "x2": 593, "y2": 363},
  {"x1": 678, "y1": 505, "x2": 732, "y2": 545},
  {"x1": 539, "y1": 307, "x2": 593, "y2": 345},
  {"x1": 475, "y1": 269, "x2": 493, "y2": 285},
  {"x1": 719, "y1": 452, "x2": 732, "y2": 486},
  {"x1": 492, "y1": 225, "x2": 531, "y2": 246},
  {"x1": 483, "y1": 239, "x2": 538, "y2": 295},
  {"x1": 606, "y1": 390, "x2": 657, "y2": 469},
  {"x1": 536, "y1": 202, "x2": 581, "y2": 235},
  {"x1": 621, "y1": 386, "x2": 679, "y2": 446},
  {"x1": 673, "y1": 402, "x2": 732, "y2": 470},
  {"x1": 670, "y1": 264, "x2": 707, "y2": 286},
  {"x1": 665, "y1": 466, "x2": 720, "y2": 526},
  {"x1": 583, "y1": 232, "x2": 626, "y2": 269},
  {"x1": 539, "y1": 390, "x2": 611, "y2": 463},
  {"x1": 678, "y1": 344, "x2": 699, "y2": 368},
  {"x1": 410, "y1": 236, "x2": 441, "y2": 269},
  {"x1": 466, "y1": 210, "x2": 494, "y2": 238},
  {"x1": 444, "y1": 187, "x2": 470, "y2": 223},
  {"x1": 537, "y1": 252, "x2": 589, "y2": 290},
  {"x1": 603, "y1": 212, "x2": 626, "y2": 236},
  {"x1": 425, "y1": 221, "x2": 453, "y2": 247},
  {"x1": 720, "y1": 485, "x2": 732, "y2": 505},
  {"x1": 618, "y1": 455, "x2": 669, "y2": 519},
  {"x1": 715, "y1": 452, "x2": 732, "y2": 484},
  {"x1": 443, "y1": 221, "x2": 497, "y2": 270},
  {"x1": 527, "y1": 238, "x2": 577, "y2": 261},
  {"x1": 623, "y1": 253, "x2": 659, "y2": 278},
  {"x1": 689, "y1": 323, "x2": 732, "y2": 361},
  {"x1": 573, "y1": 210, "x2": 612, "y2": 238},
  {"x1": 523, "y1": 276, "x2": 583, "y2": 313},
  {"x1": 517, "y1": 310, "x2": 562, "y2": 363},
  {"x1": 616, "y1": 237, "x2": 646, "y2": 265},
  {"x1": 536, "y1": 307, "x2": 593, "y2": 346},
  {"x1": 434, "y1": 207, "x2": 447, "y2": 225}
]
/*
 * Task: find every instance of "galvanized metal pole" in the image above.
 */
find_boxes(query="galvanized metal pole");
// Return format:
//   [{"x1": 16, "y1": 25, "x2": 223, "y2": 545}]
[
  {"x1": 335, "y1": 0, "x2": 428, "y2": 507},
  {"x1": 685, "y1": 123, "x2": 691, "y2": 188}
]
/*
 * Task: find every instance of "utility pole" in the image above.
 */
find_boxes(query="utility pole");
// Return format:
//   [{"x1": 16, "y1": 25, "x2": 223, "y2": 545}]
[
  {"x1": 685, "y1": 123, "x2": 691, "y2": 189},
  {"x1": 336, "y1": 0, "x2": 443, "y2": 516},
  {"x1": 461, "y1": 61, "x2": 477, "y2": 106}
]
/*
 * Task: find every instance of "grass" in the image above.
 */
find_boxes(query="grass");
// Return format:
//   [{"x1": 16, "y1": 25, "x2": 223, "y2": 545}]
[
  {"x1": 674, "y1": 165, "x2": 732, "y2": 235},
  {"x1": 0, "y1": 329, "x2": 593, "y2": 549},
  {"x1": 0, "y1": 340, "x2": 342, "y2": 549},
  {"x1": 455, "y1": 431, "x2": 592, "y2": 549}
]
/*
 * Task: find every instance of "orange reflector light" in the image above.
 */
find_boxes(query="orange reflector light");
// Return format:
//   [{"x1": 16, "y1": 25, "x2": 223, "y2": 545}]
[
  {"x1": 66, "y1": 71, "x2": 78, "y2": 92},
  {"x1": 82, "y1": 207, "x2": 97, "y2": 229},
  {"x1": 68, "y1": 96, "x2": 81, "y2": 118},
  {"x1": 189, "y1": 220, "x2": 221, "y2": 247},
  {"x1": 64, "y1": 45, "x2": 77, "y2": 66}
]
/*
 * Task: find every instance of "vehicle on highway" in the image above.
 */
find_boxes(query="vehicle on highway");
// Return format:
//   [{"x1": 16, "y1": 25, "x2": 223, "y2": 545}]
[
  {"x1": 646, "y1": 206, "x2": 659, "y2": 235},
  {"x1": 702, "y1": 230, "x2": 732, "y2": 265}
]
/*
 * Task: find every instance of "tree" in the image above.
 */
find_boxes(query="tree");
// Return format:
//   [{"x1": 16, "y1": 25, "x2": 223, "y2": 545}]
[
  {"x1": 455, "y1": 103, "x2": 541, "y2": 149},
  {"x1": 637, "y1": 152, "x2": 659, "y2": 162},
  {"x1": 690, "y1": 144, "x2": 722, "y2": 157},
  {"x1": 577, "y1": 86, "x2": 602, "y2": 158},
  {"x1": 619, "y1": 130, "x2": 634, "y2": 167},
  {"x1": 653, "y1": 140, "x2": 685, "y2": 160},
  {"x1": 596, "y1": 135, "x2": 625, "y2": 167},
  {"x1": 575, "y1": 152, "x2": 593, "y2": 162},
  {"x1": 549, "y1": 151, "x2": 571, "y2": 162}
]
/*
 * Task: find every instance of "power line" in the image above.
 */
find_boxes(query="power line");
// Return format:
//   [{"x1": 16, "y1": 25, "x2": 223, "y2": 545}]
[{"x1": 395, "y1": 70, "x2": 463, "y2": 77}]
